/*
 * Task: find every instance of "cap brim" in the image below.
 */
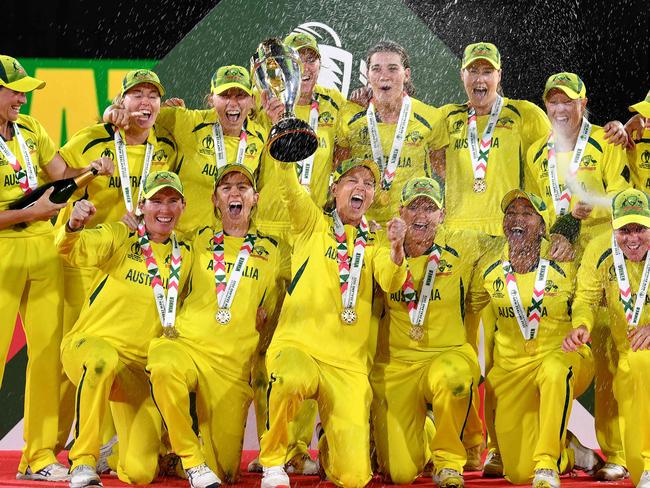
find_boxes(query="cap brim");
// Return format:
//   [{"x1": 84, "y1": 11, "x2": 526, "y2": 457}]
[
  {"x1": 501, "y1": 189, "x2": 531, "y2": 212},
  {"x1": 212, "y1": 82, "x2": 252, "y2": 96},
  {"x1": 143, "y1": 183, "x2": 184, "y2": 199},
  {"x1": 544, "y1": 85, "x2": 582, "y2": 100},
  {"x1": 402, "y1": 193, "x2": 443, "y2": 209},
  {"x1": 612, "y1": 214, "x2": 650, "y2": 230},
  {"x1": 461, "y1": 56, "x2": 500, "y2": 70},
  {"x1": 0, "y1": 76, "x2": 46, "y2": 93},
  {"x1": 123, "y1": 81, "x2": 165, "y2": 98},
  {"x1": 215, "y1": 165, "x2": 257, "y2": 190},
  {"x1": 335, "y1": 161, "x2": 381, "y2": 190},
  {"x1": 294, "y1": 45, "x2": 320, "y2": 58},
  {"x1": 629, "y1": 100, "x2": 650, "y2": 118}
]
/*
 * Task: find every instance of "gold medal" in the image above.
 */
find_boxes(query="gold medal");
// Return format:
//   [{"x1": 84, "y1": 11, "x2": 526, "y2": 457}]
[
  {"x1": 340, "y1": 308, "x2": 357, "y2": 325},
  {"x1": 524, "y1": 339, "x2": 537, "y2": 354},
  {"x1": 163, "y1": 326, "x2": 179, "y2": 339},
  {"x1": 409, "y1": 326, "x2": 424, "y2": 342},
  {"x1": 215, "y1": 307, "x2": 231, "y2": 325},
  {"x1": 473, "y1": 177, "x2": 487, "y2": 193}
]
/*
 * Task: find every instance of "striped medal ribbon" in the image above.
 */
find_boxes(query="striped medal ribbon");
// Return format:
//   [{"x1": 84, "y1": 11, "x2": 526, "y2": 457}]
[
  {"x1": 212, "y1": 229, "x2": 257, "y2": 326},
  {"x1": 0, "y1": 123, "x2": 38, "y2": 194},
  {"x1": 332, "y1": 210, "x2": 369, "y2": 325},
  {"x1": 502, "y1": 258, "x2": 549, "y2": 345},
  {"x1": 137, "y1": 222, "x2": 182, "y2": 338},
  {"x1": 401, "y1": 244, "x2": 442, "y2": 341},
  {"x1": 114, "y1": 129, "x2": 154, "y2": 216},
  {"x1": 467, "y1": 95, "x2": 503, "y2": 193},
  {"x1": 298, "y1": 99, "x2": 319, "y2": 192},
  {"x1": 611, "y1": 234, "x2": 650, "y2": 329},
  {"x1": 212, "y1": 119, "x2": 248, "y2": 169},
  {"x1": 546, "y1": 117, "x2": 591, "y2": 216},
  {"x1": 366, "y1": 93, "x2": 411, "y2": 191}
]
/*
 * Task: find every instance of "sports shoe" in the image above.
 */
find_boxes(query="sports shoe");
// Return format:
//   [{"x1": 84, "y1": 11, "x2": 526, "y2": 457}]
[
  {"x1": 16, "y1": 463, "x2": 70, "y2": 482},
  {"x1": 96, "y1": 435, "x2": 118, "y2": 474},
  {"x1": 261, "y1": 465, "x2": 290, "y2": 488},
  {"x1": 247, "y1": 456, "x2": 263, "y2": 473},
  {"x1": 464, "y1": 443, "x2": 484, "y2": 471},
  {"x1": 69, "y1": 465, "x2": 102, "y2": 488},
  {"x1": 434, "y1": 468, "x2": 464, "y2": 488},
  {"x1": 567, "y1": 431, "x2": 604, "y2": 475},
  {"x1": 482, "y1": 449, "x2": 503, "y2": 478},
  {"x1": 285, "y1": 452, "x2": 319, "y2": 475},
  {"x1": 186, "y1": 463, "x2": 221, "y2": 488},
  {"x1": 638, "y1": 471, "x2": 650, "y2": 488},
  {"x1": 532, "y1": 469, "x2": 560, "y2": 488},
  {"x1": 595, "y1": 462, "x2": 628, "y2": 481}
]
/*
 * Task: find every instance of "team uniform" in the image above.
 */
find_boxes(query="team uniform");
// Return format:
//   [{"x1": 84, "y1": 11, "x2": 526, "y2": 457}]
[
  {"x1": 259, "y1": 161, "x2": 407, "y2": 487},
  {"x1": 338, "y1": 98, "x2": 448, "y2": 227},
  {"x1": 155, "y1": 107, "x2": 265, "y2": 235},
  {"x1": 572, "y1": 232, "x2": 650, "y2": 486},
  {"x1": 371, "y1": 227, "x2": 487, "y2": 483},
  {"x1": 526, "y1": 124, "x2": 630, "y2": 467},
  {"x1": 146, "y1": 224, "x2": 283, "y2": 482},
  {"x1": 468, "y1": 239, "x2": 594, "y2": 483},
  {"x1": 56, "y1": 221, "x2": 192, "y2": 484},
  {"x1": 0, "y1": 114, "x2": 64, "y2": 475},
  {"x1": 627, "y1": 129, "x2": 650, "y2": 192}
]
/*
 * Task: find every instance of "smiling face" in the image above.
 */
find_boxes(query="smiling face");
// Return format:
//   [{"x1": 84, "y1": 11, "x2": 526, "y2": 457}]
[
  {"x1": 298, "y1": 48, "x2": 320, "y2": 101},
  {"x1": 503, "y1": 198, "x2": 545, "y2": 248},
  {"x1": 400, "y1": 196, "x2": 444, "y2": 247},
  {"x1": 461, "y1": 59, "x2": 501, "y2": 114},
  {"x1": 211, "y1": 87, "x2": 254, "y2": 134},
  {"x1": 545, "y1": 89, "x2": 587, "y2": 135},
  {"x1": 332, "y1": 166, "x2": 376, "y2": 225},
  {"x1": 140, "y1": 187, "x2": 185, "y2": 239},
  {"x1": 213, "y1": 171, "x2": 258, "y2": 226},
  {"x1": 122, "y1": 82, "x2": 161, "y2": 130},
  {"x1": 614, "y1": 223, "x2": 650, "y2": 262},
  {"x1": 0, "y1": 86, "x2": 27, "y2": 125},
  {"x1": 367, "y1": 51, "x2": 410, "y2": 105}
]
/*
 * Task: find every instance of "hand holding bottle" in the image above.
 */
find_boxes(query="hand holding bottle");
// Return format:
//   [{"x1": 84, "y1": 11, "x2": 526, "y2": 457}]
[
  {"x1": 67, "y1": 200, "x2": 96, "y2": 231},
  {"x1": 27, "y1": 188, "x2": 67, "y2": 222},
  {"x1": 87, "y1": 156, "x2": 114, "y2": 176}
]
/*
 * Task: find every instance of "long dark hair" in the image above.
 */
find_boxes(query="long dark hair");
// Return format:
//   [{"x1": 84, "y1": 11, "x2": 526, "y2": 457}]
[{"x1": 366, "y1": 40, "x2": 416, "y2": 96}]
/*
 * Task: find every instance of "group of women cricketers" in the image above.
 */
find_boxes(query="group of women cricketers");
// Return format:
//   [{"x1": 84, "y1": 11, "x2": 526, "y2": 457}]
[{"x1": 0, "y1": 30, "x2": 649, "y2": 488}]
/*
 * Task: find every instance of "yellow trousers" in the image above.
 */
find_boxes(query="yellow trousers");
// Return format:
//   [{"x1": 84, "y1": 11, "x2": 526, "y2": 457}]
[
  {"x1": 0, "y1": 233, "x2": 64, "y2": 474},
  {"x1": 488, "y1": 346, "x2": 594, "y2": 484},
  {"x1": 260, "y1": 346, "x2": 372, "y2": 488},
  {"x1": 61, "y1": 334, "x2": 161, "y2": 484},
  {"x1": 371, "y1": 343, "x2": 480, "y2": 483},
  {"x1": 615, "y1": 350, "x2": 650, "y2": 485},
  {"x1": 147, "y1": 338, "x2": 252, "y2": 483}
]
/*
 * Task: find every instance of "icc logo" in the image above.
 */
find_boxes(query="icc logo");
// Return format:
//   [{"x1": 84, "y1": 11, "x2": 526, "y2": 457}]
[
  {"x1": 493, "y1": 277, "x2": 504, "y2": 296},
  {"x1": 202, "y1": 136, "x2": 214, "y2": 150},
  {"x1": 101, "y1": 148, "x2": 115, "y2": 160},
  {"x1": 290, "y1": 22, "x2": 354, "y2": 97}
]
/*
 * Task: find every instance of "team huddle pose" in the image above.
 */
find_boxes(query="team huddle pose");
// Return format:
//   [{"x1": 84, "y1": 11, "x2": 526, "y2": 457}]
[{"x1": 0, "y1": 30, "x2": 649, "y2": 488}]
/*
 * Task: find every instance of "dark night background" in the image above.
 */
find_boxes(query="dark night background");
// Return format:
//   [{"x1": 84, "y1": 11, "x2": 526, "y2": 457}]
[{"x1": 2, "y1": 0, "x2": 648, "y2": 125}]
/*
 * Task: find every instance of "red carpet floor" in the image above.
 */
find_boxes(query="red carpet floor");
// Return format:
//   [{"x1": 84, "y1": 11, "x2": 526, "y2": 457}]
[{"x1": 0, "y1": 450, "x2": 634, "y2": 488}]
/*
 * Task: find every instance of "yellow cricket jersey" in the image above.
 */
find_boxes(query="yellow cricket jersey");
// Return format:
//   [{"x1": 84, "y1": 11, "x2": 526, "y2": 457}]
[
  {"x1": 627, "y1": 129, "x2": 650, "y2": 192},
  {"x1": 0, "y1": 114, "x2": 57, "y2": 238},
  {"x1": 469, "y1": 239, "x2": 577, "y2": 371},
  {"x1": 156, "y1": 107, "x2": 265, "y2": 235},
  {"x1": 441, "y1": 98, "x2": 550, "y2": 236},
  {"x1": 56, "y1": 123, "x2": 177, "y2": 227},
  {"x1": 526, "y1": 124, "x2": 630, "y2": 233},
  {"x1": 375, "y1": 227, "x2": 492, "y2": 364},
  {"x1": 572, "y1": 231, "x2": 647, "y2": 356},
  {"x1": 256, "y1": 86, "x2": 350, "y2": 234},
  {"x1": 338, "y1": 97, "x2": 449, "y2": 226},
  {"x1": 55, "y1": 222, "x2": 192, "y2": 364},
  {"x1": 170, "y1": 225, "x2": 283, "y2": 381},
  {"x1": 267, "y1": 160, "x2": 408, "y2": 375}
]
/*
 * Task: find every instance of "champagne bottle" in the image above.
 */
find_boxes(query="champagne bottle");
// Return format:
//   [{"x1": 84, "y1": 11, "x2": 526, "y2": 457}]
[{"x1": 9, "y1": 167, "x2": 99, "y2": 210}]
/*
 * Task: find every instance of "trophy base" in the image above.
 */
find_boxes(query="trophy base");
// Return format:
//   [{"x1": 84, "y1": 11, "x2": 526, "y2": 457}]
[{"x1": 268, "y1": 118, "x2": 319, "y2": 162}]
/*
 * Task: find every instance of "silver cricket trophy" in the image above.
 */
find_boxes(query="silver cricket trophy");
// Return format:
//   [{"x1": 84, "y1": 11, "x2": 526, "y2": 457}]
[{"x1": 251, "y1": 38, "x2": 319, "y2": 162}]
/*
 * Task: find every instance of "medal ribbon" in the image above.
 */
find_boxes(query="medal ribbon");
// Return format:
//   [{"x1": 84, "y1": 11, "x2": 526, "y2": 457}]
[
  {"x1": 611, "y1": 234, "x2": 650, "y2": 327},
  {"x1": 137, "y1": 223, "x2": 182, "y2": 331},
  {"x1": 366, "y1": 94, "x2": 412, "y2": 190},
  {"x1": 467, "y1": 95, "x2": 503, "y2": 180},
  {"x1": 546, "y1": 117, "x2": 591, "y2": 216},
  {"x1": 114, "y1": 129, "x2": 154, "y2": 215},
  {"x1": 502, "y1": 258, "x2": 549, "y2": 341},
  {"x1": 212, "y1": 120, "x2": 248, "y2": 169},
  {"x1": 0, "y1": 123, "x2": 38, "y2": 194},
  {"x1": 298, "y1": 99, "x2": 319, "y2": 187},
  {"x1": 212, "y1": 229, "x2": 257, "y2": 309},
  {"x1": 332, "y1": 210, "x2": 369, "y2": 311},
  {"x1": 402, "y1": 245, "x2": 442, "y2": 326}
]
